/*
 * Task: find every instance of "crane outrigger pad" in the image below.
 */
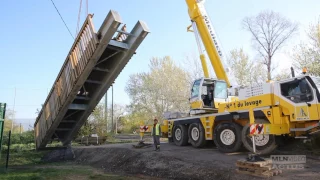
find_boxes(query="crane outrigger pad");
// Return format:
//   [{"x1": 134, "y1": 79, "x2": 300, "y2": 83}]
[{"x1": 34, "y1": 10, "x2": 149, "y2": 150}]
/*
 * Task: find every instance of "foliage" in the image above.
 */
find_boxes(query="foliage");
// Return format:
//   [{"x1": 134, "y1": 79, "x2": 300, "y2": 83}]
[
  {"x1": 273, "y1": 69, "x2": 291, "y2": 81},
  {"x1": 291, "y1": 18, "x2": 320, "y2": 76},
  {"x1": 77, "y1": 102, "x2": 129, "y2": 137},
  {"x1": 119, "y1": 113, "x2": 143, "y2": 133},
  {"x1": 242, "y1": 10, "x2": 298, "y2": 80},
  {"x1": 2, "y1": 109, "x2": 21, "y2": 134},
  {"x1": 1, "y1": 143, "x2": 35, "y2": 153},
  {"x1": 1, "y1": 130, "x2": 34, "y2": 145},
  {"x1": 107, "y1": 103, "x2": 127, "y2": 133},
  {"x1": 78, "y1": 104, "x2": 105, "y2": 137},
  {"x1": 226, "y1": 48, "x2": 267, "y2": 86},
  {"x1": 77, "y1": 119, "x2": 94, "y2": 137},
  {"x1": 88, "y1": 104, "x2": 106, "y2": 136},
  {"x1": 125, "y1": 56, "x2": 190, "y2": 122}
]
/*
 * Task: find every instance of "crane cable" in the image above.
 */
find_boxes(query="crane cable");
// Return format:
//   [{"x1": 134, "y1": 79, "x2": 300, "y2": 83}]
[{"x1": 76, "y1": 0, "x2": 89, "y2": 36}]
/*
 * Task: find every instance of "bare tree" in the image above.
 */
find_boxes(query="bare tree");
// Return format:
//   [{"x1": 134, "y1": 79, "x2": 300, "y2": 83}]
[
  {"x1": 182, "y1": 52, "x2": 221, "y2": 86},
  {"x1": 242, "y1": 10, "x2": 298, "y2": 80}
]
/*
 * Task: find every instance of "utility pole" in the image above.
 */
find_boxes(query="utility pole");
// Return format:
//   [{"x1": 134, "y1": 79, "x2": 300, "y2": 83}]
[
  {"x1": 111, "y1": 84, "x2": 114, "y2": 133},
  {"x1": 104, "y1": 92, "x2": 108, "y2": 132},
  {"x1": 116, "y1": 116, "x2": 118, "y2": 134}
]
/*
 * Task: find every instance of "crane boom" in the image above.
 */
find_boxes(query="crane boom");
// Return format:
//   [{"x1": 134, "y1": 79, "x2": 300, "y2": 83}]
[{"x1": 186, "y1": 0, "x2": 231, "y2": 87}]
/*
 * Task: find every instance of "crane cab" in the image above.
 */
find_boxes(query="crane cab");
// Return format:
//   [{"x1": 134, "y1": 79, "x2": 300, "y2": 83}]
[{"x1": 189, "y1": 77, "x2": 228, "y2": 115}]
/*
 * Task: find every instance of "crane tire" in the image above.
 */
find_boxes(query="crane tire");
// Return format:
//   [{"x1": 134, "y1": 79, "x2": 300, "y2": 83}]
[
  {"x1": 213, "y1": 122, "x2": 243, "y2": 153},
  {"x1": 241, "y1": 124, "x2": 277, "y2": 155},
  {"x1": 173, "y1": 124, "x2": 188, "y2": 146},
  {"x1": 188, "y1": 123, "x2": 207, "y2": 148}
]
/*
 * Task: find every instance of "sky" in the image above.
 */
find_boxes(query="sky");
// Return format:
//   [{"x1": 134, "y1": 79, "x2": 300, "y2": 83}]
[{"x1": 0, "y1": 0, "x2": 319, "y2": 129}]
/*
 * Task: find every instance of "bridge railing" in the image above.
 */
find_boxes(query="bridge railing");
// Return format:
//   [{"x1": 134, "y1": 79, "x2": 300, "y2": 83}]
[{"x1": 34, "y1": 14, "x2": 98, "y2": 148}]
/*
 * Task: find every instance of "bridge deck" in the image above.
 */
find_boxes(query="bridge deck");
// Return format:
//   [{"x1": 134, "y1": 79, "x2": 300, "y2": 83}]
[{"x1": 34, "y1": 10, "x2": 149, "y2": 149}]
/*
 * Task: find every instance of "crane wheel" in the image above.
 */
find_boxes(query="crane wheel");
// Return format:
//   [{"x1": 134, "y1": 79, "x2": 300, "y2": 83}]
[
  {"x1": 188, "y1": 123, "x2": 207, "y2": 148},
  {"x1": 173, "y1": 124, "x2": 188, "y2": 146},
  {"x1": 241, "y1": 124, "x2": 277, "y2": 155},
  {"x1": 213, "y1": 122, "x2": 243, "y2": 153}
]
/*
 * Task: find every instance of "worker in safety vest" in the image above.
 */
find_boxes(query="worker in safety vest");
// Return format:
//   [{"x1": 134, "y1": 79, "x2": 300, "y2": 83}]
[{"x1": 151, "y1": 118, "x2": 161, "y2": 151}]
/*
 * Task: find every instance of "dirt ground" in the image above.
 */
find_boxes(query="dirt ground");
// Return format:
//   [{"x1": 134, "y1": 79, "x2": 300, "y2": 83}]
[{"x1": 64, "y1": 138, "x2": 320, "y2": 180}]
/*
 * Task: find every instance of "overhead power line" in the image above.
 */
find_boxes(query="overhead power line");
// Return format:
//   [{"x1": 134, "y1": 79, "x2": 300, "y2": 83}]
[{"x1": 49, "y1": 0, "x2": 75, "y2": 39}]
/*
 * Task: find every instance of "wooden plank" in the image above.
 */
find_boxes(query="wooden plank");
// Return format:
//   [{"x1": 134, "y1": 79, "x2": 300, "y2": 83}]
[
  {"x1": 68, "y1": 56, "x2": 76, "y2": 85},
  {"x1": 235, "y1": 163, "x2": 273, "y2": 171},
  {"x1": 73, "y1": 50, "x2": 79, "y2": 77},
  {"x1": 76, "y1": 41, "x2": 83, "y2": 72},
  {"x1": 87, "y1": 16, "x2": 99, "y2": 44},
  {"x1": 85, "y1": 27, "x2": 95, "y2": 56},
  {"x1": 86, "y1": 26, "x2": 95, "y2": 58},
  {"x1": 66, "y1": 62, "x2": 72, "y2": 94},
  {"x1": 236, "y1": 169, "x2": 273, "y2": 178},
  {"x1": 236, "y1": 159, "x2": 272, "y2": 167},
  {"x1": 81, "y1": 31, "x2": 90, "y2": 63},
  {"x1": 76, "y1": 45, "x2": 83, "y2": 75},
  {"x1": 75, "y1": 46, "x2": 81, "y2": 73},
  {"x1": 235, "y1": 158, "x2": 282, "y2": 178},
  {"x1": 78, "y1": 45, "x2": 85, "y2": 72}
]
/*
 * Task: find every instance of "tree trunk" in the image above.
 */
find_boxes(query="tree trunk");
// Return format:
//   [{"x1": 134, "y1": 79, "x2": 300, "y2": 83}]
[{"x1": 267, "y1": 56, "x2": 272, "y2": 81}]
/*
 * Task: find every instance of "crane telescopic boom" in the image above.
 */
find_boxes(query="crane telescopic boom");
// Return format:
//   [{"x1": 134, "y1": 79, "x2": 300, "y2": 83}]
[{"x1": 185, "y1": 0, "x2": 231, "y2": 87}]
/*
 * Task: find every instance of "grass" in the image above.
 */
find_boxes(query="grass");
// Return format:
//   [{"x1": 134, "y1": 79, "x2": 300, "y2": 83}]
[
  {"x1": 0, "y1": 165, "x2": 140, "y2": 180},
  {"x1": 0, "y1": 150, "x2": 46, "y2": 167},
  {"x1": 0, "y1": 149, "x2": 143, "y2": 180}
]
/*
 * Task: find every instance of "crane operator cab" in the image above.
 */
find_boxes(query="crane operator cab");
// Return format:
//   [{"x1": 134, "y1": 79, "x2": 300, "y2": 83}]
[{"x1": 189, "y1": 77, "x2": 228, "y2": 115}]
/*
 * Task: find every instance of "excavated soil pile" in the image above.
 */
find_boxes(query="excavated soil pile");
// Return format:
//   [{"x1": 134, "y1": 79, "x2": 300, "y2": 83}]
[
  {"x1": 72, "y1": 147, "x2": 238, "y2": 180},
  {"x1": 41, "y1": 143, "x2": 320, "y2": 180}
]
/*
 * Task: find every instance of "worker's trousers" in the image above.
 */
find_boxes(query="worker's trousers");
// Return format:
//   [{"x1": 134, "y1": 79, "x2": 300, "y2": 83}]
[{"x1": 153, "y1": 135, "x2": 160, "y2": 150}]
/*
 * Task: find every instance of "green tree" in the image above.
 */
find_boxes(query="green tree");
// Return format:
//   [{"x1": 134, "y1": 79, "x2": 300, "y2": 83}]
[
  {"x1": 125, "y1": 56, "x2": 190, "y2": 122},
  {"x1": 88, "y1": 103, "x2": 106, "y2": 136},
  {"x1": 227, "y1": 48, "x2": 268, "y2": 86},
  {"x1": 3, "y1": 109, "x2": 20, "y2": 133},
  {"x1": 78, "y1": 103, "x2": 107, "y2": 137},
  {"x1": 274, "y1": 69, "x2": 291, "y2": 81},
  {"x1": 106, "y1": 103, "x2": 127, "y2": 133},
  {"x1": 292, "y1": 18, "x2": 320, "y2": 76},
  {"x1": 78, "y1": 119, "x2": 93, "y2": 137}
]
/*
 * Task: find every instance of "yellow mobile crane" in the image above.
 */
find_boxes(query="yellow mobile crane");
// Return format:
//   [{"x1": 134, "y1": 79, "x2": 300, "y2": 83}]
[{"x1": 140, "y1": 0, "x2": 320, "y2": 155}]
